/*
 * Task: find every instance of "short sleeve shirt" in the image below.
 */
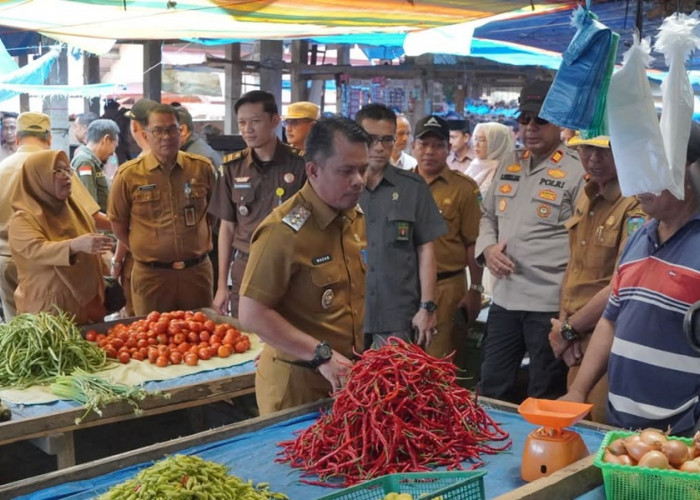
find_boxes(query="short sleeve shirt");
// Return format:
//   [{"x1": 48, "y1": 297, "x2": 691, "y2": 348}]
[
  {"x1": 208, "y1": 140, "x2": 307, "y2": 253},
  {"x1": 71, "y1": 145, "x2": 110, "y2": 212},
  {"x1": 424, "y1": 167, "x2": 481, "y2": 273},
  {"x1": 359, "y1": 165, "x2": 446, "y2": 333},
  {"x1": 240, "y1": 182, "x2": 366, "y2": 360},
  {"x1": 107, "y1": 150, "x2": 216, "y2": 263}
]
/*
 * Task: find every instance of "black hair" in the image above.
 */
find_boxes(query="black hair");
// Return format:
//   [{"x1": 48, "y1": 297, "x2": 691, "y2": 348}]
[
  {"x1": 355, "y1": 103, "x2": 397, "y2": 126},
  {"x1": 145, "y1": 104, "x2": 179, "y2": 125},
  {"x1": 17, "y1": 130, "x2": 50, "y2": 142},
  {"x1": 234, "y1": 90, "x2": 278, "y2": 116},
  {"x1": 1, "y1": 112, "x2": 18, "y2": 122},
  {"x1": 174, "y1": 107, "x2": 194, "y2": 132},
  {"x1": 304, "y1": 117, "x2": 371, "y2": 163}
]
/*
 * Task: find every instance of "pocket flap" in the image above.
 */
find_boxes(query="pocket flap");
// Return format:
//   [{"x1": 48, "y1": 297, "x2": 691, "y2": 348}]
[{"x1": 311, "y1": 263, "x2": 342, "y2": 287}]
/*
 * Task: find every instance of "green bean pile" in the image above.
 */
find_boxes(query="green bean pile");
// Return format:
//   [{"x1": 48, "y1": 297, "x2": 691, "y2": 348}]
[
  {"x1": 99, "y1": 454, "x2": 289, "y2": 499},
  {"x1": 0, "y1": 311, "x2": 110, "y2": 388}
]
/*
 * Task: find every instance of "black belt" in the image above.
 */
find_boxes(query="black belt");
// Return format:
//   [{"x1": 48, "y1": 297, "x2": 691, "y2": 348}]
[
  {"x1": 437, "y1": 269, "x2": 464, "y2": 281},
  {"x1": 233, "y1": 248, "x2": 249, "y2": 261},
  {"x1": 140, "y1": 254, "x2": 208, "y2": 270}
]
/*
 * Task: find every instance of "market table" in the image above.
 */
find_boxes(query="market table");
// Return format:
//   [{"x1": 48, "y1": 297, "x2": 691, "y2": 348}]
[
  {"x1": 0, "y1": 398, "x2": 610, "y2": 499},
  {"x1": 0, "y1": 311, "x2": 257, "y2": 470}
]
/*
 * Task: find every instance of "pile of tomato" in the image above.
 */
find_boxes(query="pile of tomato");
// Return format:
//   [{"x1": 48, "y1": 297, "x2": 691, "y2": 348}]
[{"x1": 84, "y1": 310, "x2": 252, "y2": 367}]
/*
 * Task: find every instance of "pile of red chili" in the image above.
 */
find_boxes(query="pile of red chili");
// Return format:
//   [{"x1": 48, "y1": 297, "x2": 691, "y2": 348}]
[{"x1": 277, "y1": 338, "x2": 511, "y2": 487}]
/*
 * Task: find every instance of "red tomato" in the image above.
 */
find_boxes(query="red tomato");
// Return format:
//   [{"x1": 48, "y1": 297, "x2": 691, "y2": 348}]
[
  {"x1": 210, "y1": 334, "x2": 222, "y2": 345},
  {"x1": 146, "y1": 311, "x2": 160, "y2": 323},
  {"x1": 104, "y1": 347, "x2": 117, "y2": 359},
  {"x1": 199, "y1": 331, "x2": 211, "y2": 343},
  {"x1": 147, "y1": 337, "x2": 157, "y2": 346},
  {"x1": 156, "y1": 333, "x2": 169, "y2": 345},
  {"x1": 203, "y1": 320, "x2": 216, "y2": 333},
  {"x1": 148, "y1": 348, "x2": 159, "y2": 364},
  {"x1": 218, "y1": 344, "x2": 233, "y2": 358},
  {"x1": 191, "y1": 311, "x2": 205, "y2": 323},
  {"x1": 222, "y1": 331, "x2": 237, "y2": 346},
  {"x1": 111, "y1": 338, "x2": 124, "y2": 350},
  {"x1": 118, "y1": 351, "x2": 131, "y2": 364},
  {"x1": 169, "y1": 351, "x2": 183, "y2": 365},
  {"x1": 156, "y1": 355, "x2": 169, "y2": 368},
  {"x1": 198, "y1": 341, "x2": 209, "y2": 350},
  {"x1": 126, "y1": 337, "x2": 138, "y2": 349},
  {"x1": 214, "y1": 324, "x2": 228, "y2": 337},
  {"x1": 187, "y1": 331, "x2": 199, "y2": 344},
  {"x1": 207, "y1": 346, "x2": 218, "y2": 358},
  {"x1": 173, "y1": 310, "x2": 185, "y2": 320},
  {"x1": 160, "y1": 312, "x2": 173, "y2": 322},
  {"x1": 184, "y1": 352, "x2": 198, "y2": 366},
  {"x1": 210, "y1": 342, "x2": 222, "y2": 353},
  {"x1": 239, "y1": 334, "x2": 249, "y2": 342},
  {"x1": 138, "y1": 347, "x2": 149, "y2": 357},
  {"x1": 184, "y1": 311, "x2": 194, "y2": 321},
  {"x1": 157, "y1": 345, "x2": 170, "y2": 356},
  {"x1": 85, "y1": 329, "x2": 98, "y2": 342},
  {"x1": 177, "y1": 342, "x2": 191, "y2": 354},
  {"x1": 173, "y1": 333, "x2": 186, "y2": 345},
  {"x1": 137, "y1": 339, "x2": 149, "y2": 349},
  {"x1": 234, "y1": 341, "x2": 248, "y2": 354},
  {"x1": 198, "y1": 347, "x2": 212, "y2": 361},
  {"x1": 96, "y1": 333, "x2": 107, "y2": 342},
  {"x1": 153, "y1": 322, "x2": 167, "y2": 335},
  {"x1": 189, "y1": 321, "x2": 202, "y2": 333},
  {"x1": 131, "y1": 351, "x2": 145, "y2": 361},
  {"x1": 189, "y1": 345, "x2": 200, "y2": 355}
]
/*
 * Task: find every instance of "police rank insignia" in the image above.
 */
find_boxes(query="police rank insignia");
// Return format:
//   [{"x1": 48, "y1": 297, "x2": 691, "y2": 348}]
[
  {"x1": 627, "y1": 216, "x2": 645, "y2": 236},
  {"x1": 498, "y1": 183, "x2": 513, "y2": 194},
  {"x1": 506, "y1": 164, "x2": 522, "y2": 173},
  {"x1": 321, "y1": 289, "x2": 334, "y2": 309},
  {"x1": 547, "y1": 169, "x2": 567, "y2": 179},
  {"x1": 498, "y1": 199, "x2": 507, "y2": 212},
  {"x1": 536, "y1": 204, "x2": 551, "y2": 218},
  {"x1": 282, "y1": 204, "x2": 311, "y2": 232},
  {"x1": 550, "y1": 150, "x2": 564, "y2": 163},
  {"x1": 538, "y1": 189, "x2": 557, "y2": 202}
]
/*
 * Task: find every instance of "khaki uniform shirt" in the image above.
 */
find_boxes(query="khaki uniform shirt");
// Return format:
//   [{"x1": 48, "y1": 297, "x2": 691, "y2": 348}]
[
  {"x1": 71, "y1": 145, "x2": 110, "y2": 212},
  {"x1": 240, "y1": 181, "x2": 366, "y2": 361},
  {"x1": 208, "y1": 140, "x2": 307, "y2": 254},
  {"x1": 424, "y1": 167, "x2": 481, "y2": 273},
  {"x1": 0, "y1": 145, "x2": 99, "y2": 257},
  {"x1": 561, "y1": 178, "x2": 645, "y2": 319},
  {"x1": 447, "y1": 150, "x2": 474, "y2": 174},
  {"x1": 108, "y1": 150, "x2": 216, "y2": 263},
  {"x1": 475, "y1": 145, "x2": 586, "y2": 311}
]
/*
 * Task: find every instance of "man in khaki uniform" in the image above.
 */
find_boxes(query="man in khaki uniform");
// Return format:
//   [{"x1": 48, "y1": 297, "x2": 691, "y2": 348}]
[
  {"x1": 209, "y1": 91, "x2": 306, "y2": 317},
  {"x1": 0, "y1": 112, "x2": 106, "y2": 320},
  {"x1": 239, "y1": 117, "x2": 369, "y2": 415},
  {"x1": 413, "y1": 115, "x2": 483, "y2": 359},
  {"x1": 109, "y1": 104, "x2": 216, "y2": 315},
  {"x1": 282, "y1": 101, "x2": 320, "y2": 150},
  {"x1": 548, "y1": 134, "x2": 644, "y2": 422}
]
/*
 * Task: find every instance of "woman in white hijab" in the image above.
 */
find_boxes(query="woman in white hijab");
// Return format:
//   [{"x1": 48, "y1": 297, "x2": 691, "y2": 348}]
[{"x1": 466, "y1": 122, "x2": 515, "y2": 197}]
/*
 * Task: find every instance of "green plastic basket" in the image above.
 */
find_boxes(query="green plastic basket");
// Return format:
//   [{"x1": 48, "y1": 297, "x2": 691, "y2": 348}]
[
  {"x1": 315, "y1": 471, "x2": 486, "y2": 500},
  {"x1": 594, "y1": 430, "x2": 700, "y2": 500}
]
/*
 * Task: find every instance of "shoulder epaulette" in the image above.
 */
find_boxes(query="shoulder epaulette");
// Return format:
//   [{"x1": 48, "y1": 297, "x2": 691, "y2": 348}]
[
  {"x1": 282, "y1": 204, "x2": 311, "y2": 232},
  {"x1": 287, "y1": 145, "x2": 304, "y2": 157},
  {"x1": 222, "y1": 150, "x2": 246, "y2": 164}
]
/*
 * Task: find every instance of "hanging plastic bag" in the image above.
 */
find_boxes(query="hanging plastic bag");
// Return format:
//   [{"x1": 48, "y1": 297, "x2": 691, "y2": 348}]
[
  {"x1": 655, "y1": 13, "x2": 700, "y2": 200},
  {"x1": 607, "y1": 35, "x2": 670, "y2": 197},
  {"x1": 539, "y1": 3, "x2": 618, "y2": 134}
]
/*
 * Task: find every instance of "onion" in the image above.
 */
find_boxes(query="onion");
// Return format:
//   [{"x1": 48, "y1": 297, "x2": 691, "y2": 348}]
[
  {"x1": 617, "y1": 454, "x2": 635, "y2": 466},
  {"x1": 662, "y1": 439, "x2": 690, "y2": 467},
  {"x1": 607, "y1": 438, "x2": 627, "y2": 456},
  {"x1": 624, "y1": 438, "x2": 654, "y2": 462},
  {"x1": 604, "y1": 449, "x2": 622, "y2": 464},
  {"x1": 681, "y1": 460, "x2": 700, "y2": 473},
  {"x1": 638, "y1": 450, "x2": 670, "y2": 469},
  {"x1": 640, "y1": 428, "x2": 667, "y2": 450}
]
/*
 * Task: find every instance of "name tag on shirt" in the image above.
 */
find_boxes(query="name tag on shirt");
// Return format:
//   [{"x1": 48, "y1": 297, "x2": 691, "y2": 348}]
[
  {"x1": 234, "y1": 183, "x2": 252, "y2": 189},
  {"x1": 138, "y1": 184, "x2": 156, "y2": 191}
]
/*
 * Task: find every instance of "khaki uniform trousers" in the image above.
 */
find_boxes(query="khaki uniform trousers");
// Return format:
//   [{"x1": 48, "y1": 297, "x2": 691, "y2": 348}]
[
  {"x1": 426, "y1": 272, "x2": 466, "y2": 359},
  {"x1": 567, "y1": 333, "x2": 608, "y2": 424},
  {"x1": 255, "y1": 346, "x2": 333, "y2": 416},
  {"x1": 0, "y1": 255, "x2": 18, "y2": 320},
  {"x1": 131, "y1": 258, "x2": 213, "y2": 316}
]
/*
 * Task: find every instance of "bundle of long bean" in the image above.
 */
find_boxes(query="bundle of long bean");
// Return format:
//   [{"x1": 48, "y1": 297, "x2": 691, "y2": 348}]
[
  {"x1": 99, "y1": 454, "x2": 289, "y2": 499},
  {"x1": 0, "y1": 311, "x2": 110, "y2": 388},
  {"x1": 277, "y1": 338, "x2": 512, "y2": 487},
  {"x1": 50, "y1": 368, "x2": 168, "y2": 424}
]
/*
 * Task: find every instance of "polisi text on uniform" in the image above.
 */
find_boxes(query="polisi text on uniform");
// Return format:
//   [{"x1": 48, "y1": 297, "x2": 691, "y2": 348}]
[{"x1": 539, "y1": 178, "x2": 565, "y2": 189}]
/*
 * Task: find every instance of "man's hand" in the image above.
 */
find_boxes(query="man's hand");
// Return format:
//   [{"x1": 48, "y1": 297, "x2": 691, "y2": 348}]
[
  {"x1": 458, "y1": 290, "x2": 480, "y2": 328},
  {"x1": 561, "y1": 340, "x2": 583, "y2": 367},
  {"x1": 70, "y1": 234, "x2": 114, "y2": 255},
  {"x1": 548, "y1": 318, "x2": 570, "y2": 359},
  {"x1": 483, "y1": 241, "x2": 515, "y2": 279},
  {"x1": 317, "y1": 351, "x2": 353, "y2": 393},
  {"x1": 412, "y1": 308, "x2": 437, "y2": 347},
  {"x1": 213, "y1": 287, "x2": 231, "y2": 315}
]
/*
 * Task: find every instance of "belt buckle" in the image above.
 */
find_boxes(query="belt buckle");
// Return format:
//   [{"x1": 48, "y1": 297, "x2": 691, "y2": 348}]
[{"x1": 172, "y1": 261, "x2": 186, "y2": 270}]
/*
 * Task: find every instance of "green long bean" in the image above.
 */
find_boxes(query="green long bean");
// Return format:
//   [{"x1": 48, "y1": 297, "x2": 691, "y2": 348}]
[{"x1": 0, "y1": 311, "x2": 110, "y2": 388}]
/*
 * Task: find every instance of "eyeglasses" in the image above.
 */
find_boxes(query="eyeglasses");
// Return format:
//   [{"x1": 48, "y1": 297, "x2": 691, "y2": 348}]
[
  {"x1": 517, "y1": 114, "x2": 549, "y2": 126},
  {"x1": 145, "y1": 126, "x2": 180, "y2": 138},
  {"x1": 368, "y1": 135, "x2": 396, "y2": 146},
  {"x1": 53, "y1": 168, "x2": 72, "y2": 179}
]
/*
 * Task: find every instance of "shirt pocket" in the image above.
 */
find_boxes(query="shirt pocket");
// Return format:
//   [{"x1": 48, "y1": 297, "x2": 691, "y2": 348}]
[
  {"x1": 495, "y1": 180, "x2": 519, "y2": 218},
  {"x1": 132, "y1": 189, "x2": 161, "y2": 219},
  {"x1": 189, "y1": 183, "x2": 209, "y2": 214},
  {"x1": 232, "y1": 181, "x2": 256, "y2": 208},
  {"x1": 531, "y1": 187, "x2": 564, "y2": 225},
  {"x1": 310, "y1": 262, "x2": 343, "y2": 312},
  {"x1": 386, "y1": 209, "x2": 416, "y2": 245}
]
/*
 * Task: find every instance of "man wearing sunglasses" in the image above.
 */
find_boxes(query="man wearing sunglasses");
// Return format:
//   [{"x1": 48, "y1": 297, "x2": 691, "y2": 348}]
[
  {"x1": 475, "y1": 80, "x2": 586, "y2": 402},
  {"x1": 356, "y1": 104, "x2": 446, "y2": 350}
]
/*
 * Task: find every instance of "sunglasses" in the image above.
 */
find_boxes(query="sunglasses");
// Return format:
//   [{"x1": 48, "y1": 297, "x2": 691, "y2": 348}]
[{"x1": 517, "y1": 114, "x2": 549, "y2": 126}]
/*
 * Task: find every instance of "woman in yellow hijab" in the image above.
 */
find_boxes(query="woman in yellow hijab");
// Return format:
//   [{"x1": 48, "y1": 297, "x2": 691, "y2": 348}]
[{"x1": 9, "y1": 150, "x2": 113, "y2": 324}]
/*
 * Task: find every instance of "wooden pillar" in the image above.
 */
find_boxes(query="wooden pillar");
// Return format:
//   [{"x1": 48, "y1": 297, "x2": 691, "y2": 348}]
[
  {"x1": 17, "y1": 54, "x2": 29, "y2": 112},
  {"x1": 290, "y1": 40, "x2": 309, "y2": 103},
  {"x1": 259, "y1": 40, "x2": 283, "y2": 109},
  {"x1": 143, "y1": 41, "x2": 162, "y2": 102},
  {"x1": 334, "y1": 45, "x2": 350, "y2": 114},
  {"x1": 42, "y1": 47, "x2": 69, "y2": 154},
  {"x1": 224, "y1": 43, "x2": 242, "y2": 134},
  {"x1": 84, "y1": 53, "x2": 101, "y2": 114}
]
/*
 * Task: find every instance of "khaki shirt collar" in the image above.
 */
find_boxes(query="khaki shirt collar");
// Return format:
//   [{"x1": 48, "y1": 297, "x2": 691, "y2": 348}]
[
  {"x1": 301, "y1": 181, "x2": 357, "y2": 230},
  {"x1": 450, "y1": 149, "x2": 473, "y2": 163},
  {"x1": 418, "y1": 164, "x2": 450, "y2": 185},
  {"x1": 584, "y1": 177, "x2": 621, "y2": 202},
  {"x1": 143, "y1": 150, "x2": 185, "y2": 171}
]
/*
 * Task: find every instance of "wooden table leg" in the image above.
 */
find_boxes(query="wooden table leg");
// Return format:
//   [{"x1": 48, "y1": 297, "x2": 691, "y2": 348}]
[{"x1": 29, "y1": 432, "x2": 76, "y2": 469}]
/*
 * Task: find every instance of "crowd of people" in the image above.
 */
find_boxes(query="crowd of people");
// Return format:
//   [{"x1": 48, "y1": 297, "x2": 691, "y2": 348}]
[{"x1": 0, "y1": 78, "x2": 698, "y2": 435}]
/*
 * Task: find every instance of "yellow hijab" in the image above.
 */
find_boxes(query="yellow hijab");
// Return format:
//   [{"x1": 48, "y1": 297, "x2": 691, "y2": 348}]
[{"x1": 11, "y1": 150, "x2": 103, "y2": 304}]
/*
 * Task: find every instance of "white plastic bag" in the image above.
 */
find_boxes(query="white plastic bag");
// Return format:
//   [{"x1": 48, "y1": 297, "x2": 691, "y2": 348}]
[{"x1": 607, "y1": 35, "x2": 670, "y2": 197}]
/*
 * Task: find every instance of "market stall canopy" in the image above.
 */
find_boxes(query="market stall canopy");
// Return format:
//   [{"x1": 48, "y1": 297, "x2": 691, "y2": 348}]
[{"x1": 0, "y1": 0, "x2": 574, "y2": 53}]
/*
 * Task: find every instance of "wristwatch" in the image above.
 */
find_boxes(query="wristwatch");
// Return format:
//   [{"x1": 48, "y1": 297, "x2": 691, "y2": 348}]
[
  {"x1": 309, "y1": 341, "x2": 333, "y2": 368},
  {"x1": 560, "y1": 322, "x2": 579, "y2": 342},
  {"x1": 469, "y1": 284, "x2": 485, "y2": 294},
  {"x1": 419, "y1": 301, "x2": 438, "y2": 313}
]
